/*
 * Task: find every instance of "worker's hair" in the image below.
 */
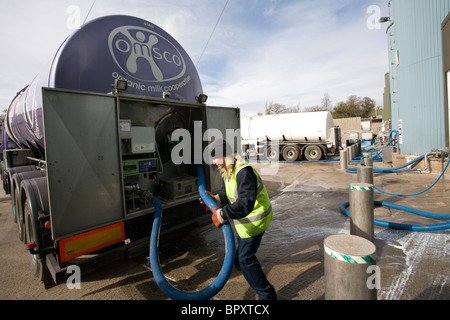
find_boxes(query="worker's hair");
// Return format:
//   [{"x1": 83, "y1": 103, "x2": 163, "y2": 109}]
[{"x1": 219, "y1": 154, "x2": 244, "y2": 180}]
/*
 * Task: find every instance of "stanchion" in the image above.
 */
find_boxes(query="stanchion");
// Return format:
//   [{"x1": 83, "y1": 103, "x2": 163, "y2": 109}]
[
  {"x1": 324, "y1": 234, "x2": 377, "y2": 300},
  {"x1": 363, "y1": 152, "x2": 373, "y2": 167},
  {"x1": 357, "y1": 166, "x2": 373, "y2": 185},
  {"x1": 347, "y1": 146, "x2": 353, "y2": 163},
  {"x1": 349, "y1": 183, "x2": 374, "y2": 243},
  {"x1": 340, "y1": 149, "x2": 348, "y2": 170}
]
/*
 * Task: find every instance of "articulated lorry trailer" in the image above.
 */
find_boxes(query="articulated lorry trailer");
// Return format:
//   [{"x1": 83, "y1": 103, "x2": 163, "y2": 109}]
[
  {"x1": 241, "y1": 112, "x2": 341, "y2": 161},
  {"x1": 1, "y1": 15, "x2": 239, "y2": 288}
]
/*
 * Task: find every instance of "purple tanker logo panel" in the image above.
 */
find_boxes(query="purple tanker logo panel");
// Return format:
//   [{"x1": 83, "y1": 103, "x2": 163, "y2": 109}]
[
  {"x1": 53, "y1": 15, "x2": 202, "y2": 102},
  {"x1": 108, "y1": 26, "x2": 187, "y2": 83}
]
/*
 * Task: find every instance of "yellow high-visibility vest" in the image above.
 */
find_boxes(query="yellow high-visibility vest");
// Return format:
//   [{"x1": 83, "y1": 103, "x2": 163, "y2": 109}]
[{"x1": 224, "y1": 161, "x2": 273, "y2": 238}]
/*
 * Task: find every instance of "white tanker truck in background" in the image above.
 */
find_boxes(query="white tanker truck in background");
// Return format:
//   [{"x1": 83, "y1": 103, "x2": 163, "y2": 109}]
[{"x1": 241, "y1": 111, "x2": 342, "y2": 161}]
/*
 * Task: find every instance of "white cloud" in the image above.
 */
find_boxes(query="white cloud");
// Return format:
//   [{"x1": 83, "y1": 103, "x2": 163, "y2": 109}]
[{"x1": 200, "y1": 0, "x2": 389, "y2": 114}]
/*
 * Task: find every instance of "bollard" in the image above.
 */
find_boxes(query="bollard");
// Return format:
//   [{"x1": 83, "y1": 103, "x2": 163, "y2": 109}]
[
  {"x1": 352, "y1": 144, "x2": 358, "y2": 158},
  {"x1": 346, "y1": 147, "x2": 350, "y2": 167},
  {"x1": 347, "y1": 146, "x2": 353, "y2": 162},
  {"x1": 349, "y1": 183, "x2": 374, "y2": 243},
  {"x1": 324, "y1": 234, "x2": 377, "y2": 300},
  {"x1": 340, "y1": 149, "x2": 348, "y2": 170},
  {"x1": 357, "y1": 166, "x2": 373, "y2": 185},
  {"x1": 363, "y1": 152, "x2": 373, "y2": 167}
]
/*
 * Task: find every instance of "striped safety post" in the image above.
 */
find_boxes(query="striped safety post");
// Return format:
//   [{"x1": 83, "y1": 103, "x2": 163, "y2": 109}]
[
  {"x1": 324, "y1": 234, "x2": 377, "y2": 300},
  {"x1": 349, "y1": 183, "x2": 374, "y2": 243}
]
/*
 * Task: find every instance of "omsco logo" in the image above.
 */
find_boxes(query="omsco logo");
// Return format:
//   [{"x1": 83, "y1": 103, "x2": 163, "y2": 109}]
[{"x1": 108, "y1": 25, "x2": 186, "y2": 82}]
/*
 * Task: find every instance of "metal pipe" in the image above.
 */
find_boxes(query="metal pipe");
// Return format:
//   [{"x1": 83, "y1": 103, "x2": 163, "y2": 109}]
[
  {"x1": 416, "y1": 152, "x2": 430, "y2": 172},
  {"x1": 26, "y1": 157, "x2": 46, "y2": 165}
]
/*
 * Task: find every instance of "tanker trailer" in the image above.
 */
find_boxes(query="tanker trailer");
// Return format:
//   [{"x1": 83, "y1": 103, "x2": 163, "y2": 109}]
[
  {"x1": 241, "y1": 111, "x2": 341, "y2": 161},
  {"x1": 1, "y1": 15, "x2": 240, "y2": 288}
]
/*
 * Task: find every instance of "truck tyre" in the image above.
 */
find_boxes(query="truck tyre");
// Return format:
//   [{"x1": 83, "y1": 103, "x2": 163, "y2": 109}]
[
  {"x1": 13, "y1": 170, "x2": 46, "y2": 243},
  {"x1": 15, "y1": 191, "x2": 25, "y2": 242},
  {"x1": 282, "y1": 145, "x2": 299, "y2": 161},
  {"x1": 21, "y1": 177, "x2": 49, "y2": 282},
  {"x1": 304, "y1": 145, "x2": 323, "y2": 161},
  {"x1": 24, "y1": 199, "x2": 44, "y2": 280},
  {"x1": 263, "y1": 146, "x2": 280, "y2": 161}
]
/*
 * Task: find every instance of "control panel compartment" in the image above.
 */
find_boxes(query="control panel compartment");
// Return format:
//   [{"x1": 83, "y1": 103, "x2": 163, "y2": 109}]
[{"x1": 123, "y1": 158, "x2": 158, "y2": 176}]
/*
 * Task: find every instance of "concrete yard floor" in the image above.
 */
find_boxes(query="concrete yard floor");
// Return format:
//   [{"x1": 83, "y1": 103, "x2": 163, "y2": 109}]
[{"x1": 0, "y1": 160, "x2": 449, "y2": 300}]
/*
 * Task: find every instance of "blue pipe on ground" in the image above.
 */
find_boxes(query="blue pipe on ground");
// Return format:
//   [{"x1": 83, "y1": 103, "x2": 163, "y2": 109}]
[
  {"x1": 245, "y1": 152, "x2": 339, "y2": 164},
  {"x1": 373, "y1": 157, "x2": 450, "y2": 197},
  {"x1": 340, "y1": 201, "x2": 450, "y2": 232},
  {"x1": 345, "y1": 155, "x2": 425, "y2": 174},
  {"x1": 341, "y1": 154, "x2": 450, "y2": 231},
  {"x1": 149, "y1": 164, "x2": 235, "y2": 300}
]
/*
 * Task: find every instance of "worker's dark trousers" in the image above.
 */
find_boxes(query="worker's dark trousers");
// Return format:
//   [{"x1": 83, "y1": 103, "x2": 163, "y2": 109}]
[{"x1": 236, "y1": 232, "x2": 277, "y2": 300}]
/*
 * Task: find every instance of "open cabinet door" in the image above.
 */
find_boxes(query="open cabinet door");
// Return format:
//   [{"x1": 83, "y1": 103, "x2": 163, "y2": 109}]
[{"x1": 42, "y1": 88, "x2": 124, "y2": 240}]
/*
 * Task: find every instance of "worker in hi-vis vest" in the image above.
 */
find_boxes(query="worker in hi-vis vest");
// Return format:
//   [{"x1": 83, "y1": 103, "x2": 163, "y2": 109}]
[{"x1": 200, "y1": 138, "x2": 277, "y2": 300}]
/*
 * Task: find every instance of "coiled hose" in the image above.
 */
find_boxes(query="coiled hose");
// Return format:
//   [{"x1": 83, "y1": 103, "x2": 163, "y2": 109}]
[
  {"x1": 149, "y1": 164, "x2": 235, "y2": 300},
  {"x1": 341, "y1": 154, "x2": 450, "y2": 231},
  {"x1": 340, "y1": 201, "x2": 450, "y2": 232},
  {"x1": 372, "y1": 157, "x2": 450, "y2": 197}
]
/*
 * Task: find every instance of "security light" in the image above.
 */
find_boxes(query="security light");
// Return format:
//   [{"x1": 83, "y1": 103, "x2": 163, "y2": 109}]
[
  {"x1": 196, "y1": 94, "x2": 208, "y2": 104},
  {"x1": 113, "y1": 79, "x2": 127, "y2": 93}
]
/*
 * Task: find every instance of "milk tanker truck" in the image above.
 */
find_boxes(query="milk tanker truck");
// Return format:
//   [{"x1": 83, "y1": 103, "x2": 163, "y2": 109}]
[
  {"x1": 241, "y1": 112, "x2": 341, "y2": 161},
  {"x1": 0, "y1": 15, "x2": 240, "y2": 287}
]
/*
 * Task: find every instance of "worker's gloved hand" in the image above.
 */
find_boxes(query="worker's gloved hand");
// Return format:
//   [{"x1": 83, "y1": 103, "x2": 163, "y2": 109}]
[
  {"x1": 211, "y1": 208, "x2": 226, "y2": 228},
  {"x1": 206, "y1": 190, "x2": 221, "y2": 203},
  {"x1": 199, "y1": 190, "x2": 220, "y2": 209}
]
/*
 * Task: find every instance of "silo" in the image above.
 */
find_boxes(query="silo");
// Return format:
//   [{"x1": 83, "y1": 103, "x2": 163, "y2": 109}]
[{"x1": 387, "y1": 0, "x2": 450, "y2": 155}]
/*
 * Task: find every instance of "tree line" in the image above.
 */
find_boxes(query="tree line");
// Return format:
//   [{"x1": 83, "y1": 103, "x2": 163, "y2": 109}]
[{"x1": 265, "y1": 93, "x2": 380, "y2": 119}]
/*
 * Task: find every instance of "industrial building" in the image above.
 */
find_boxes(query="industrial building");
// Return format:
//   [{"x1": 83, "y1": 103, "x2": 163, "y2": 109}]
[{"x1": 384, "y1": 0, "x2": 450, "y2": 156}]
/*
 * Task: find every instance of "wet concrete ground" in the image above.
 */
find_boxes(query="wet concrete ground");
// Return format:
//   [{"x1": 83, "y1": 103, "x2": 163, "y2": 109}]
[{"x1": 0, "y1": 159, "x2": 449, "y2": 300}]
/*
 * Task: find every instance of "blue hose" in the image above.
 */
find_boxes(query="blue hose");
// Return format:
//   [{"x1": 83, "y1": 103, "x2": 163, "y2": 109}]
[
  {"x1": 373, "y1": 157, "x2": 450, "y2": 197},
  {"x1": 149, "y1": 164, "x2": 235, "y2": 300},
  {"x1": 340, "y1": 201, "x2": 450, "y2": 232},
  {"x1": 345, "y1": 155, "x2": 425, "y2": 173},
  {"x1": 245, "y1": 152, "x2": 339, "y2": 164}
]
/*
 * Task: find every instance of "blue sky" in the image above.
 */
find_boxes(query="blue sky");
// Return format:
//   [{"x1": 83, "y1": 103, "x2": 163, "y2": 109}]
[{"x1": 0, "y1": 0, "x2": 390, "y2": 115}]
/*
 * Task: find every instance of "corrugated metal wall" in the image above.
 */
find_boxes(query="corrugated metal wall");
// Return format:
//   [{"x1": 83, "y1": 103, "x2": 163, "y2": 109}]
[
  {"x1": 443, "y1": 13, "x2": 450, "y2": 146},
  {"x1": 388, "y1": 0, "x2": 450, "y2": 155}
]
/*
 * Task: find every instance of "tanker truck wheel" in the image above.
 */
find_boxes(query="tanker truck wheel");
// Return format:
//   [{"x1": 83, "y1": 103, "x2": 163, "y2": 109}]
[
  {"x1": 282, "y1": 145, "x2": 299, "y2": 161},
  {"x1": 21, "y1": 177, "x2": 50, "y2": 284},
  {"x1": 263, "y1": 146, "x2": 280, "y2": 161},
  {"x1": 24, "y1": 199, "x2": 43, "y2": 281},
  {"x1": 304, "y1": 145, "x2": 323, "y2": 161},
  {"x1": 15, "y1": 189, "x2": 25, "y2": 242}
]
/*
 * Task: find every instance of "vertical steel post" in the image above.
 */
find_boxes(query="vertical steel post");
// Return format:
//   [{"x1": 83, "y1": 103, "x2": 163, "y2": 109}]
[
  {"x1": 347, "y1": 146, "x2": 353, "y2": 163},
  {"x1": 349, "y1": 183, "x2": 374, "y2": 243},
  {"x1": 324, "y1": 234, "x2": 377, "y2": 300},
  {"x1": 340, "y1": 149, "x2": 348, "y2": 170},
  {"x1": 363, "y1": 151, "x2": 373, "y2": 167},
  {"x1": 357, "y1": 166, "x2": 374, "y2": 185}
]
